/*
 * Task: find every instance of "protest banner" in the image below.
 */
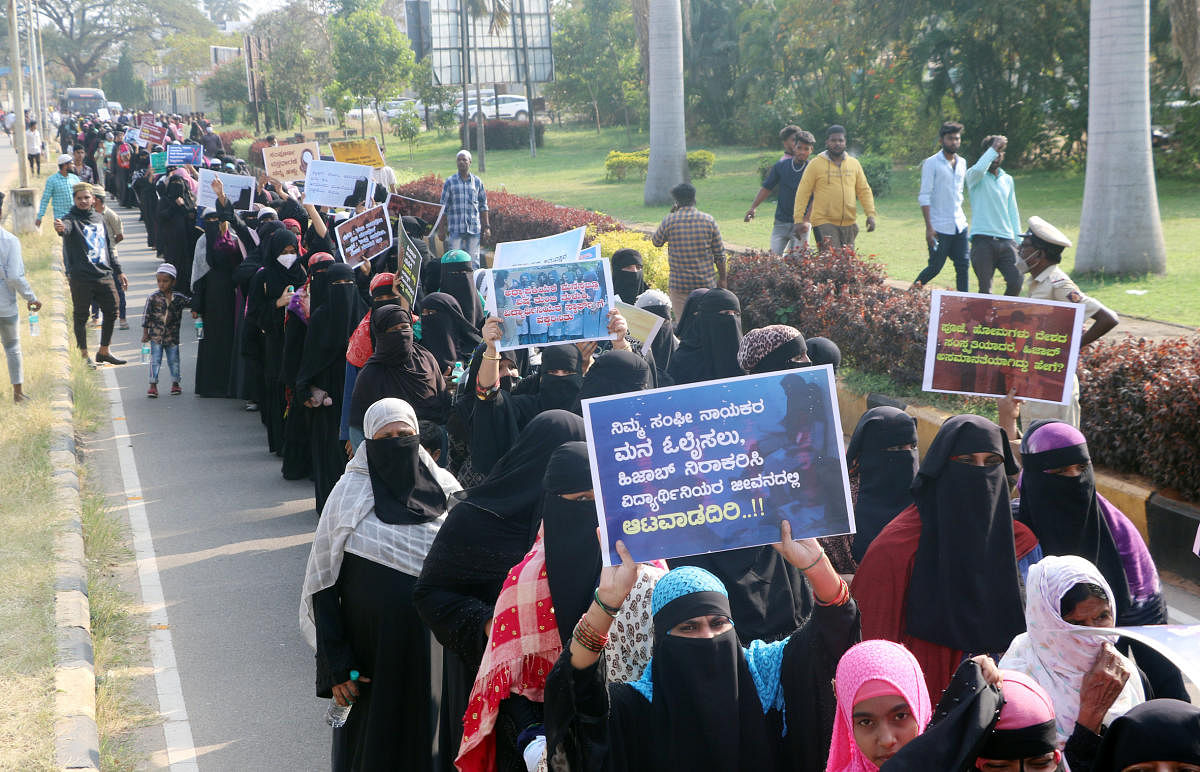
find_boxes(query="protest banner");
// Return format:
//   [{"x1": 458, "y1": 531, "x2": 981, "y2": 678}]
[
  {"x1": 97, "y1": 107, "x2": 111, "y2": 121},
  {"x1": 492, "y1": 226, "x2": 586, "y2": 269},
  {"x1": 583, "y1": 366, "x2": 854, "y2": 566},
  {"x1": 335, "y1": 205, "x2": 394, "y2": 269},
  {"x1": 394, "y1": 225, "x2": 423, "y2": 309},
  {"x1": 303, "y1": 159, "x2": 376, "y2": 208},
  {"x1": 483, "y1": 258, "x2": 615, "y2": 352},
  {"x1": 329, "y1": 137, "x2": 386, "y2": 167},
  {"x1": 922, "y1": 290, "x2": 1085, "y2": 404},
  {"x1": 149, "y1": 152, "x2": 168, "y2": 174},
  {"x1": 385, "y1": 193, "x2": 445, "y2": 236},
  {"x1": 615, "y1": 301, "x2": 664, "y2": 357},
  {"x1": 197, "y1": 168, "x2": 256, "y2": 211},
  {"x1": 166, "y1": 144, "x2": 203, "y2": 166},
  {"x1": 122, "y1": 127, "x2": 140, "y2": 145},
  {"x1": 1112, "y1": 626, "x2": 1200, "y2": 692},
  {"x1": 476, "y1": 243, "x2": 600, "y2": 312},
  {"x1": 138, "y1": 122, "x2": 168, "y2": 148},
  {"x1": 262, "y1": 141, "x2": 320, "y2": 182}
]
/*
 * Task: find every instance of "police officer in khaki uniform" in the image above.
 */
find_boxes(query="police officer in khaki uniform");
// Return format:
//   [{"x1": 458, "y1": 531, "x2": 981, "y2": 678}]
[{"x1": 1015, "y1": 216, "x2": 1119, "y2": 428}]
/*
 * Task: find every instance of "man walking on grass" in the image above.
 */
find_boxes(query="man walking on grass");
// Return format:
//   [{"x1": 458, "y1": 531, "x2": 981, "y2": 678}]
[
  {"x1": 35, "y1": 154, "x2": 81, "y2": 229},
  {"x1": 438, "y1": 149, "x2": 490, "y2": 268},
  {"x1": 652, "y1": 182, "x2": 726, "y2": 321},
  {"x1": 913, "y1": 122, "x2": 969, "y2": 291},
  {"x1": 744, "y1": 125, "x2": 816, "y2": 255},
  {"x1": 792, "y1": 125, "x2": 877, "y2": 250},
  {"x1": 0, "y1": 191, "x2": 42, "y2": 402}
]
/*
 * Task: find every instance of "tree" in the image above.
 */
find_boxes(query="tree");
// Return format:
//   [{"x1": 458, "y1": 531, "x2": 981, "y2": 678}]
[
  {"x1": 202, "y1": 61, "x2": 248, "y2": 124},
  {"x1": 1075, "y1": 0, "x2": 1167, "y2": 274},
  {"x1": 546, "y1": 0, "x2": 644, "y2": 135},
  {"x1": 329, "y1": 7, "x2": 415, "y2": 151},
  {"x1": 162, "y1": 33, "x2": 236, "y2": 87},
  {"x1": 253, "y1": 1, "x2": 333, "y2": 130},
  {"x1": 204, "y1": 0, "x2": 249, "y2": 23},
  {"x1": 38, "y1": 0, "x2": 212, "y2": 85},
  {"x1": 411, "y1": 58, "x2": 457, "y2": 131},
  {"x1": 644, "y1": 0, "x2": 688, "y2": 205},
  {"x1": 101, "y1": 46, "x2": 146, "y2": 108}
]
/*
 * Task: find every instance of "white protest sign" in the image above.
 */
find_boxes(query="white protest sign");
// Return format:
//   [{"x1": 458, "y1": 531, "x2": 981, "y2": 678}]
[
  {"x1": 303, "y1": 159, "x2": 376, "y2": 209},
  {"x1": 492, "y1": 226, "x2": 587, "y2": 269},
  {"x1": 197, "y1": 168, "x2": 256, "y2": 211}
]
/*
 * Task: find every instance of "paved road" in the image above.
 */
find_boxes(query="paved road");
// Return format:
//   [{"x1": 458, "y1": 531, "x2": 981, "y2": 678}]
[
  {"x1": 85, "y1": 203, "x2": 329, "y2": 770},
  {"x1": 78, "y1": 193, "x2": 1199, "y2": 770}
]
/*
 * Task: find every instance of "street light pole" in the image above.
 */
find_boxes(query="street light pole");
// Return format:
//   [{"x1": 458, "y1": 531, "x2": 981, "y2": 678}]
[{"x1": 7, "y1": 0, "x2": 30, "y2": 187}]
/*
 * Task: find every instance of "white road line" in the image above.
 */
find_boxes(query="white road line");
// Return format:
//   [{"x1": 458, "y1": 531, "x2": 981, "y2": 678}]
[
  {"x1": 1168, "y1": 605, "x2": 1200, "y2": 626},
  {"x1": 102, "y1": 367, "x2": 200, "y2": 771}
]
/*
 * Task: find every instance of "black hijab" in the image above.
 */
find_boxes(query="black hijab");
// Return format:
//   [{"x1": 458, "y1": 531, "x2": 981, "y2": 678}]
[
  {"x1": 806, "y1": 336, "x2": 842, "y2": 372},
  {"x1": 610, "y1": 248, "x2": 648, "y2": 305},
  {"x1": 846, "y1": 407, "x2": 919, "y2": 563},
  {"x1": 535, "y1": 344, "x2": 585, "y2": 413},
  {"x1": 350, "y1": 304, "x2": 446, "y2": 428},
  {"x1": 667, "y1": 288, "x2": 744, "y2": 385},
  {"x1": 637, "y1": 296, "x2": 677, "y2": 384},
  {"x1": 674, "y1": 287, "x2": 709, "y2": 341},
  {"x1": 575, "y1": 349, "x2": 650, "y2": 405},
  {"x1": 418, "y1": 292, "x2": 482, "y2": 374},
  {"x1": 540, "y1": 442, "x2": 600, "y2": 644},
  {"x1": 905, "y1": 414, "x2": 1024, "y2": 654},
  {"x1": 439, "y1": 259, "x2": 483, "y2": 329},
  {"x1": 1017, "y1": 420, "x2": 1134, "y2": 621},
  {"x1": 1094, "y1": 699, "x2": 1200, "y2": 772},
  {"x1": 295, "y1": 263, "x2": 366, "y2": 390},
  {"x1": 365, "y1": 433, "x2": 448, "y2": 525},
  {"x1": 262, "y1": 228, "x2": 306, "y2": 298},
  {"x1": 648, "y1": 576, "x2": 776, "y2": 772}
]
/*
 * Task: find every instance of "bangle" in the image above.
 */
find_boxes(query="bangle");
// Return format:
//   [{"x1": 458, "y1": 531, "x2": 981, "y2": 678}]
[
  {"x1": 482, "y1": 352, "x2": 501, "y2": 360},
  {"x1": 572, "y1": 614, "x2": 608, "y2": 653},
  {"x1": 798, "y1": 548, "x2": 826, "y2": 573},
  {"x1": 815, "y1": 578, "x2": 851, "y2": 607},
  {"x1": 593, "y1": 589, "x2": 620, "y2": 618}
]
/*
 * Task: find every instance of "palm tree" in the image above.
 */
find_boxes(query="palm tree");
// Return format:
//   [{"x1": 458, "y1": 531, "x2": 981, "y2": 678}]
[
  {"x1": 1075, "y1": 0, "x2": 1166, "y2": 274},
  {"x1": 643, "y1": 0, "x2": 688, "y2": 206},
  {"x1": 205, "y1": 0, "x2": 250, "y2": 24}
]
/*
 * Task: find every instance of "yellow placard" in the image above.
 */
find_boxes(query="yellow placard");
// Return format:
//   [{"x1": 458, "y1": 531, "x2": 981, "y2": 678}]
[{"x1": 329, "y1": 138, "x2": 385, "y2": 168}]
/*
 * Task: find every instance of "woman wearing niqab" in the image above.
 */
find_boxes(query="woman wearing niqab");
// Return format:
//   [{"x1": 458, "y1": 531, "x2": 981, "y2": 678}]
[
  {"x1": 634, "y1": 289, "x2": 677, "y2": 386},
  {"x1": 439, "y1": 250, "x2": 484, "y2": 331},
  {"x1": 191, "y1": 200, "x2": 251, "y2": 398},
  {"x1": 1093, "y1": 699, "x2": 1200, "y2": 772},
  {"x1": 279, "y1": 253, "x2": 335, "y2": 481},
  {"x1": 301, "y1": 398, "x2": 461, "y2": 772},
  {"x1": 610, "y1": 249, "x2": 648, "y2": 305},
  {"x1": 667, "y1": 287, "x2": 745, "y2": 384},
  {"x1": 417, "y1": 292, "x2": 482, "y2": 375},
  {"x1": 845, "y1": 407, "x2": 919, "y2": 563},
  {"x1": 413, "y1": 411, "x2": 586, "y2": 769},
  {"x1": 349, "y1": 304, "x2": 448, "y2": 435},
  {"x1": 157, "y1": 168, "x2": 200, "y2": 293}
]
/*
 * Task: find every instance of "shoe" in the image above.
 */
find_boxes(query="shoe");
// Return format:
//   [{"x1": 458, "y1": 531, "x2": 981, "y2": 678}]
[
  {"x1": 119, "y1": 319, "x2": 129, "y2": 330},
  {"x1": 244, "y1": 401, "x2": 259, "y2": 412},
  {"x1": 95, "y1": 351, "x2": 127, "y2": 365},
  {"x1": 147, "y1": 384, "x2": 158, "y2": 398},
  {"x1": 170, "y1": 382, "x2": 182, "y2": 396},
  {"x1": 84, "y1": 357, "x2": 96, "y2": 370}
]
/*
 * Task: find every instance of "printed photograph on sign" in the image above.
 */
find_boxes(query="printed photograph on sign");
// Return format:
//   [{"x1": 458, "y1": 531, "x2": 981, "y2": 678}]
[
  {"x1": 583, "y1": 366, "x2": 854, "y2": 566},
  {"x1": 197, "y1": 169, "x2": 256, "y2": 211},
  {"x1": 303, "y1": 159, "x2": 376, "y2": 208},
  {"x1": 922, "y1": 290, "x2": 1085, "y2": 404},
  {"x1": 262, "y1": 141, "x2": 320, "y2": 182},
  {"x1": 385, "y1": 193, "x2": 445, "y2": 237},
  {"x1": 482, "y1": 258, "x2": 615, "y2": 352},
  {"x1": 329, "y1": 137, "x2": 386, "y2": 168}
]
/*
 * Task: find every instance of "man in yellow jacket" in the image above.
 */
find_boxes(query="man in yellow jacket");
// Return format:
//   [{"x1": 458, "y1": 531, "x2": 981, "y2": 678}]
[{"x1": 792, "y1": 125, "x2": 877, "y2": 250}]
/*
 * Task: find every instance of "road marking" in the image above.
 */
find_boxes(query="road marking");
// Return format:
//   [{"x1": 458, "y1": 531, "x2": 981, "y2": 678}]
[
  {"x1": 1168, "y1": 604, "x2": 1200, "y2": 626},
  {"x1": 102, "y1": 368, "x2": 200, "y2": 772}
]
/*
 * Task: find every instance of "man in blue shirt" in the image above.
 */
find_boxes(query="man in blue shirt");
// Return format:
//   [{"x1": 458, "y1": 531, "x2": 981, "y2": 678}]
[
  {"x1": 744, "y1": 126, "x2": 816, "y2": 255},
  {"x1": 35, "y1": 154, "x2": 81, "y2": 229},
  {"x1": 438, "y1": 149, "x2": 490, "y2": 268},
  {"x1": 966, "y1": 135, "x2": 1022, "y2": 295},
  {"x1": 913, "y1": 122, "x2": 969, "y2": 291}
]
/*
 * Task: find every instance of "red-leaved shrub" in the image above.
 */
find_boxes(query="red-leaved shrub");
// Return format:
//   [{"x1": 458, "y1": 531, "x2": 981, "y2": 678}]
[
  {"x1": 218, "y1": 129, "x2": 253, "y2": 153},
  {"x1": 1079, "y1": 336, "x2": 1200, "y2": 500},
  {"x1": 394, "y1": 175, "x2": 620, "y2": 247}
]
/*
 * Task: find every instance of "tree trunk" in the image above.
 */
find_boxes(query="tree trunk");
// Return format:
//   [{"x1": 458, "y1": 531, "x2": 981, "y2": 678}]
[
  {"x1": 643, "y1": 0, "x2": 688, "y2": 206},
  {"x1": 1076, "y1": 0, "x2": 1166, "y2": 274},
  {"x1": 474, "y1": 82, "x2": 486, "y2": 173},
  {"x1": 375, "y1": 105, "x2": 387, "y2": 152}
]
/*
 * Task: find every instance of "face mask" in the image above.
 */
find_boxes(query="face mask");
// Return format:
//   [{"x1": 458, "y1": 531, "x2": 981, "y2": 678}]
[{"x1": 276, "y1": 253, "x2": 299, "y2": 270}]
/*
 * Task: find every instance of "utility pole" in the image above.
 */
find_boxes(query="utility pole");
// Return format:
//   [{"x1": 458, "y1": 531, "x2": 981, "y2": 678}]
[
  {"x1": 25, "y1": 0, "x2": 45, "y2": 134},
  {"x1": 8, "y1": 0, "x2": 29, "y2": 187}
]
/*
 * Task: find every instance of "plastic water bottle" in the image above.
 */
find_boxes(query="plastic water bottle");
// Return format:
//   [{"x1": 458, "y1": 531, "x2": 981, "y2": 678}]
[
  {"x1": 28, "y1": 312, "x2": 39, "y2": 337},
  {"x1": 141, "y1": 344, "x2": 151, "y2": 364},
  {"x1": 194, "y1": 318, "x2": 204, "y2": 340},
  {"x1": 451, "y1": 361, "x2": 465, "y2": 384},
  {"x1": 325, "y1": 670, "x2": 359, "y2": 728}
]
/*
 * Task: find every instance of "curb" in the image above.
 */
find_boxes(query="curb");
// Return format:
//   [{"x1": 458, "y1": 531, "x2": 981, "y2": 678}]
[{"x1": 47, "y1": 259, "x2": 101, "y2": 771}]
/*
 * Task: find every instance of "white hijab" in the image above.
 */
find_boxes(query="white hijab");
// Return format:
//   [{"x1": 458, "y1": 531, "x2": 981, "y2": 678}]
[
  {"x1": 999, "y1": 555, "x2": 1145, "y2": 744},
  {"x1": 299, "y1": 398, "x2": 461, "y2": 649}
]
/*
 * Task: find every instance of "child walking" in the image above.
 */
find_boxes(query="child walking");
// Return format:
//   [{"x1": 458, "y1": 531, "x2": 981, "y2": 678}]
[{"x1": 142, "y1": 264, "x2": 190, "y2": 397}]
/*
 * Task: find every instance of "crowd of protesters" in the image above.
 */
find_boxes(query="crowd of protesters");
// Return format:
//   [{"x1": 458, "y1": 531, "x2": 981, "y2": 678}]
[{"x1": 11, "y1": 104, "x2": 1194, "y2": 772}]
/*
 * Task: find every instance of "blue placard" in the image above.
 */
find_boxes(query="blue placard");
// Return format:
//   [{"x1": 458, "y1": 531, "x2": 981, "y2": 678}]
[
  {"x1": 166, "y1": 144, "x2": 203, "y2": 166},
  {"x1": 583, "y1": 366, "x2": 855, "y2": 566}
]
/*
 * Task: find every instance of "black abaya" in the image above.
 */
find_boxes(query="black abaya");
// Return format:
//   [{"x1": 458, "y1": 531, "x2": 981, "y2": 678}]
[
  {"x1": 158, "y1": 174, "x2": 199, "y2": 291},
  {"x1": 192, "y1": 232, "x2": 243, "y2": 398}
]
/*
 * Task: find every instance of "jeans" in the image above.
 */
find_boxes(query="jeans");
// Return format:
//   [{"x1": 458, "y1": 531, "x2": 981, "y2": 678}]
[
  {"x1": 27, "y1": 154, "x2": 40, "y2": 175},
  {"x1": 0, "y1": 315, "x2": 22, "y2": 385},
  {"x1": 149, "y1": 341, "x2": 181, "y2": 384},
  {"x1": 915, "y1": 228, "x2": 970, "y2": 291},
  {"x1": 91, "y1": 278, "x2": 126, "y2": 320},
  {"x1": 446, "y1": 231, "x2": 481, "y2": 268},
  {"x1": 69, "y1": 274, "x2": 118, "y2": 351},
  {"x1": 970, "y1": 235, "x2": 1022, "y2": 295},
  {"x1": 770, "y1": 220, "x2": 803, "y2": 255}
]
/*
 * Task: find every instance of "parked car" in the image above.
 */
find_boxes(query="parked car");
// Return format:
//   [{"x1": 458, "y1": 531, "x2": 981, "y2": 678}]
[
  {"x1": 464, "y1": 95, "x2": 531, "y2": 122},
  {"x1": 384, "y1": 98, "x2": 417, "y2": 119},
  {"x1": 106, "y1": 101, "x2": 123, "y2": 114}
]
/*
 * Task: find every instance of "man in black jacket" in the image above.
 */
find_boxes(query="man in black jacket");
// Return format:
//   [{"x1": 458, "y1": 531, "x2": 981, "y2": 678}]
[{"x1": 54, "y1": 183, "x2": 128, "y2": 366}]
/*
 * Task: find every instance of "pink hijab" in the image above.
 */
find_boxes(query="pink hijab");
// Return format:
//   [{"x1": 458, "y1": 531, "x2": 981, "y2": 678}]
[{"x1": 827, "y1": 640, "x2": 932, "y2": 772}]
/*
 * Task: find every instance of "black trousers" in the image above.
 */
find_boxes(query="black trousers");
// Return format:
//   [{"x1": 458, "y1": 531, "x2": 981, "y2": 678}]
[{"x1": 69, "y1": 274, "x2": 118, "y2": 351}]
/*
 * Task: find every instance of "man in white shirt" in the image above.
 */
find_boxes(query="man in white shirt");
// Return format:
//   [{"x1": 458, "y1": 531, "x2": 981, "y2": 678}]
[
  {"x1": 912, "y1": 122, "x2": 969, "y2": 291},
  {"x1": 0, "y1": 191, "x2": 42, "y2": 401}
]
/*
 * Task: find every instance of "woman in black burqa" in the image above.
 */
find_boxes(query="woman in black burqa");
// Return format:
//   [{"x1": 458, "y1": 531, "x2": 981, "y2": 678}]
[
  {"x1": 297, "y1": 263, "x2": 369, "y2": 515},
  {"x1": 610, "y1": 248, "x2": 648, "y2": 305},
  {"x1": 417, "y1": 292, "x2": 482, "y2": 376},
  {"x1": 667, "y1": 287, "x2": 745, "y2": 384},
  {"x1": 279, "y1": 254, "x2": 334, "y2": 481},
  {"x1": 633, "y1": 289, "x2": 677, "y2": 386},
  {"x1": 191, "y1": 202, "x2": 250, "y2": 398},
  {"x1": 349, "y1": 304, "x2": 449, "y2": 436},
  {"x1": 157, "y1": 169, "x2": 200, "y2": 293},
  {"x1": 247, "y1": 228, "x2": 307, "y2": 454},
  {"x1": 413, "y1": 410, "x2": 586, "y2": 770},
  {"x1": 845, "y1": 406, "x2": 919, "y2": 563}
]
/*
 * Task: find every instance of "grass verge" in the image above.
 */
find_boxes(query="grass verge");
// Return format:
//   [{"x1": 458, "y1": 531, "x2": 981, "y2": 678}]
[{"x1": 386, "y1": 123, "x2": 1200, "y2": 325}]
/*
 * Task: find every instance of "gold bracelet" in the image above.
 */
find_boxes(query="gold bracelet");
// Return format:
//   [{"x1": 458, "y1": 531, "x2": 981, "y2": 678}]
[
  {"x1": 482, "y1": 352, "x2": 501, "y2": 360},
  {"x1": 798, "y1": 548, "x2": 826, "y2": 573}
]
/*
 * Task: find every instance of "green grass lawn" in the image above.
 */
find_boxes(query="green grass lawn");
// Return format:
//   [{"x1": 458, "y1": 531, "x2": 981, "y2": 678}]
[{"x1": 385, "y1": 124, "x2": 1200, "y2": 326}]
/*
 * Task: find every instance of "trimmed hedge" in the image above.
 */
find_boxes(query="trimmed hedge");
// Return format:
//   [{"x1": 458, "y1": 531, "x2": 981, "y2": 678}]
[
  {"x1": 459, "y1": 119, "x2": 546, "y2": 151},
  {"x1": 603, "y1": 148, "x2": 717, "y2": 182}
]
